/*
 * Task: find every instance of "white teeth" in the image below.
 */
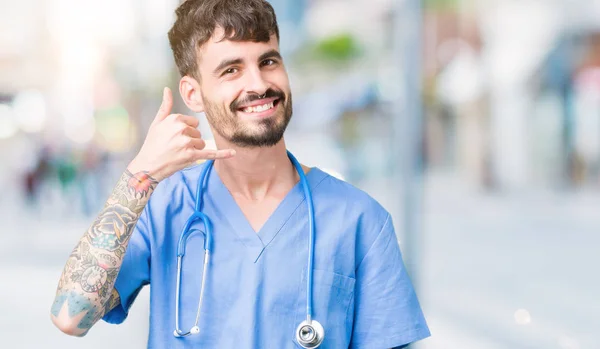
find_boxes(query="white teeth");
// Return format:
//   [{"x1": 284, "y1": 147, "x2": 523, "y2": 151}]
[{"x1": 242, "y1": 102, "x2": 274, "y2": 113}]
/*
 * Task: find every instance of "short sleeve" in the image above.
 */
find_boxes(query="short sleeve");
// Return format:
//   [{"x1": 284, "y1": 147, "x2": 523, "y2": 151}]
[
  {"x1": 102, "y1": 206, "x2": 151, "y2": 324},
  {"x1": 350, "y1": 214, "x2": 430, "y2": 349}
]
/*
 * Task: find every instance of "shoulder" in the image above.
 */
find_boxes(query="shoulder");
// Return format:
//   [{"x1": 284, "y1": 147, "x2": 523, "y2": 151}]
[
  {"x1": 311, "y1": 168, "x2": 394, "y2": 267},
  {"x1": 312, "y1": 167, "x2": 390, "y2": 223}
]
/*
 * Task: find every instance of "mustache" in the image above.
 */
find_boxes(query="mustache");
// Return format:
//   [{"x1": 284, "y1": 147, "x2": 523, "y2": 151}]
[{"x1": 230, "y1": 89, "x2": 285, "y2": 112}]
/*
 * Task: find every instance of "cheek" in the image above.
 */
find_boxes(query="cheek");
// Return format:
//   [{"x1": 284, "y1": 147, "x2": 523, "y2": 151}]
[
  {"x1": 201, "y1": 80, "x2": 238, "y2": 104},
  {"x1": 262, "y1": 68, "x2": 289, "y2": 90},
  {"x1": 274, "y1": 73, "x2": 291, "y2": 94},
  {"x1": 218, "y1": 85, "x2": 245, "y2": 108}
]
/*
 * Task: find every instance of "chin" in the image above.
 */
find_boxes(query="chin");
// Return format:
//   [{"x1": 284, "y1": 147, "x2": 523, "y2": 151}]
[{"x1": 228, "y1": 129, "x2": 285, "y2": 148}]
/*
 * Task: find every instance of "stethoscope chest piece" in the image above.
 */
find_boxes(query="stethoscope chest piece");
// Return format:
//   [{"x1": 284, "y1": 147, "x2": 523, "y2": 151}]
[{"x1": 295, "y1": 319, "x2": 325, "y2": 348}]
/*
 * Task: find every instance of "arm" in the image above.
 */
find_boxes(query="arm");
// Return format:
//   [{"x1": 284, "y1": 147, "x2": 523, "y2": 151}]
[
  {"x1": 50, "y1": 169, "x2": 157, "y2": 336},
  {"x1": 50, "y1": 87, "x2": 235, "y2": 336}
]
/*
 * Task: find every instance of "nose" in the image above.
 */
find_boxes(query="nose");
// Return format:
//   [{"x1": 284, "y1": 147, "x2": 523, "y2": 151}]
[{"x1": 244, "y1": 67, "x2": 269, "y2": 96}]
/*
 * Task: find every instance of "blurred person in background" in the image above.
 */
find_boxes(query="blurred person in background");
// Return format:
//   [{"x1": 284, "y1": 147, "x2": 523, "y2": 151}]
[
  {"x1": 78, "y1": 144, "x2": 110, "y2": 216},
  {"x1": 22, "y1": 145, "x2": 52, "y2": 208},
  {"x1": 49, "y1": 0, "x2": 430, "y2": 347},
  {"x1": 56, "y1": 147, "x2": 78, "y2": 201}
]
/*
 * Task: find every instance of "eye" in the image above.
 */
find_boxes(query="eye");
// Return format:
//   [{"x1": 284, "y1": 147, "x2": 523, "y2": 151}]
[
  {"x1": 223, "y1": 67, "x2": 238, "y2": 75},
  {"x1": 261, "y1": 59, "x2": 277, "y2": 67}
]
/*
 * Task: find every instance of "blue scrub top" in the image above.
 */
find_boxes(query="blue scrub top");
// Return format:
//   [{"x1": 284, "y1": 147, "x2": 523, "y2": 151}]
[{"x1": 103, "y1": 162, "x2": 430, "y2": 348}]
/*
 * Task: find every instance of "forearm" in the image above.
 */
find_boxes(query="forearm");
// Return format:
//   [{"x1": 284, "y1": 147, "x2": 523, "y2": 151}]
[{"x1": 51, "y1": 169, "x2": 158, "y2": 336}]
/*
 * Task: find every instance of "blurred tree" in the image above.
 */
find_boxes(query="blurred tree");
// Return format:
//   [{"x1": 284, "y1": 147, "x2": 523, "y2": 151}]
[
  {"x1": 313, "y1": 34, "x2": 360, "y2": 61},
  {"x1": 424, "y1": 0, "x2": 461, "y2": 10}
]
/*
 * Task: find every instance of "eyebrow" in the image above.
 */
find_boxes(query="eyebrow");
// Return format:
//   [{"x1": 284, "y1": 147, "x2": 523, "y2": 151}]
[
  {"x1": 258, "y1": 49, "x2": 282, "y2": 63},
  {"x1": 213, "y1": 58, "x2": 243, "y2": 76},
  {"x1": 212, "y1": 50, "x2": 283, "y2": 76}
]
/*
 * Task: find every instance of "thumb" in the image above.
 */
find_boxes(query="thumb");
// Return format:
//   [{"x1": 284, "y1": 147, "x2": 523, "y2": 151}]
[{"x1": 154, "y1": 87, "x2": 173, "y2": 122}]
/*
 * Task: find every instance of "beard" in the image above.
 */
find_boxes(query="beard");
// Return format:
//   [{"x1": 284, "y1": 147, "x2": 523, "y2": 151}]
[{"x1": 202, "y1": 88, "x2": 293, "y2": 148}]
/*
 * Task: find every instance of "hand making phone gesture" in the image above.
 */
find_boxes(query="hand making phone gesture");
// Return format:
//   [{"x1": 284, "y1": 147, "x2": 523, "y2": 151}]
[{"x1": 128, "y1": 87, "x2": 236, "y2": 181}]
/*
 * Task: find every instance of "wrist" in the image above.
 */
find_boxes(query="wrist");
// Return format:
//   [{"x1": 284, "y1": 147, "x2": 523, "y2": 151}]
[
  {"x1": 127, "y1": 157, "x2": 165, "y2": 182},
  {"x1": 124, "y1": 161, "x2": 161, "y2": 199}
]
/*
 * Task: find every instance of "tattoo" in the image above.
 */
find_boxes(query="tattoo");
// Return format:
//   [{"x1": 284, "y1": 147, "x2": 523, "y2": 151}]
[
  {"x1": 87, "y1": 204, "x2": 137, "y2": 257},
  {"x1": 104, "y1": 289, "x2": 121, "y2": 316},
  {"x1": 70, "y1": 242, "x2": 119, "y2": 298},
  {"x1": 90, "y1": 289, "x2": 122, "y2": 325},
  {"x1": 52, "y1": 168, "x2": 154, "y2": 335},
  {"x1": 99, "y1": 253, "x2": 118, "y2": 267},
  {"x1": 52, "y1": 291, "x2": 98, "y2": 331},
  {"x1": 108, "y1": 171, "x2": 157, "y2": 212},
  {"x1": 79, "y1": 266, "x2": 107, "y2": 293},
  {"x1": 52, "y1": 289, "x2": 122, "y2": 333},
  {"x1": 125, "y1": 170, "x2": 158, "y2": 199},
  {"x1": 57, "y1": 241, "x2": 84, "y2": 291}
]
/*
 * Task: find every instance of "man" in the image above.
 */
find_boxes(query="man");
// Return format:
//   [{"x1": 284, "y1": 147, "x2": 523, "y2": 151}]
[{"x1": 50, "y1": 0, "x2": 430, "y2": 348}]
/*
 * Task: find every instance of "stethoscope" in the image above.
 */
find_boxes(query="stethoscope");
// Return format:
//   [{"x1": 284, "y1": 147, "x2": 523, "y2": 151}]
[{"x1": 173, "y1": 151, "x2": 325, "y2": 348}]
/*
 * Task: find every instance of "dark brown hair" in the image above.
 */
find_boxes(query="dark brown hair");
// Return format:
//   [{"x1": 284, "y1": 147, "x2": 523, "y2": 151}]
[{"x1": 168, "y1": 0, "x2": 280, "y2": 79}]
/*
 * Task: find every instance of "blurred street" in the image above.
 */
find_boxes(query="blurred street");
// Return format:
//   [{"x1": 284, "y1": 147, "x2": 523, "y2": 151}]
[{"x1": 419, "y1": 175, "x2": 600, "y2": 349}]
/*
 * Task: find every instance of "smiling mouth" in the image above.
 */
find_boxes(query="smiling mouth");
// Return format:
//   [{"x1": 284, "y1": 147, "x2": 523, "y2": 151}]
[{"x1": 238, "y1": 99, "x2": 281, "y2": 114}]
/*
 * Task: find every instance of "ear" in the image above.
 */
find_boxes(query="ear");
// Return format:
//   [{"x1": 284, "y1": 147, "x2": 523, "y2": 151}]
[{"x1": 179, "y1": 76, "x2": 204, "y2": 113}]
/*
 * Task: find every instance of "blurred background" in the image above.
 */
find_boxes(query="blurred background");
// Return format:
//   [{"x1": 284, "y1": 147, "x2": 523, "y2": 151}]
[{"x1": 1, "y1": 0, "x2": 599, "y2": 347}]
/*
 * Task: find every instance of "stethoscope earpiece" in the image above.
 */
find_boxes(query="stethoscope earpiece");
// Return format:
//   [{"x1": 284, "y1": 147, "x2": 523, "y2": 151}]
[{"x1": 173, "y1": 329, "x2": 187, "y2": 338}]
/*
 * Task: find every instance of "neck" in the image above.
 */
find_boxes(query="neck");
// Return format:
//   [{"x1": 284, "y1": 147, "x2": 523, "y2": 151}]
[{"x1": 212, "y1": 138, "x2": 298, "y2": 200}]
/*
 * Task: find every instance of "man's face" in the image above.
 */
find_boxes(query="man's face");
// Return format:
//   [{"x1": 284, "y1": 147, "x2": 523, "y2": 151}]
[{"x1": 197, "y1": 29, "x2": 292, "y2": 148}]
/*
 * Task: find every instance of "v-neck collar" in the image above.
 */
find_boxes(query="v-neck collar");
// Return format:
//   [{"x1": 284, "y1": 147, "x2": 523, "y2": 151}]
[{"x1": 206, "y1": 165, "x2": 327, "y2": 262}]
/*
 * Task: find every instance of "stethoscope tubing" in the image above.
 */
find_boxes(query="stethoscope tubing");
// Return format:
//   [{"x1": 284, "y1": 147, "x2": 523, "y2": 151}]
[
  {"x1": 289, "y1": 153, "x2": 315, "y2": 321},
  {"x1": 173, "y1": 151, "x2": 321, "y2": 345},
  {"x1": 174, "y1": 161, "x2": 214, "y2": 337}
]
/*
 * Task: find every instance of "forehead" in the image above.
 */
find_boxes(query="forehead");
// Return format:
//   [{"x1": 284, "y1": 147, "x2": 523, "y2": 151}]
[{"x1": 198, "y1": 27, "x2": 280, "y2": 68}]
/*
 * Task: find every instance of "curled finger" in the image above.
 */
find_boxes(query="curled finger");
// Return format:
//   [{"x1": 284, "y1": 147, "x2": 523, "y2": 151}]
[
  {"x1": 189, "y1": 138, "x2": 206, "y2": 150},
  {"x1": 183, "y1": 126, "x2": 202, "y2": 139},
  {"x1": 175, "y1": 114, "x2": 200, "y2": 128}
]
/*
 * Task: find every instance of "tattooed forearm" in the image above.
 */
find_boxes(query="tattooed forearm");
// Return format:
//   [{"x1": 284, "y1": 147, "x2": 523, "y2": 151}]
[{"x1": 51, "y1": 170, "x2": 157, "y2": 336}]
